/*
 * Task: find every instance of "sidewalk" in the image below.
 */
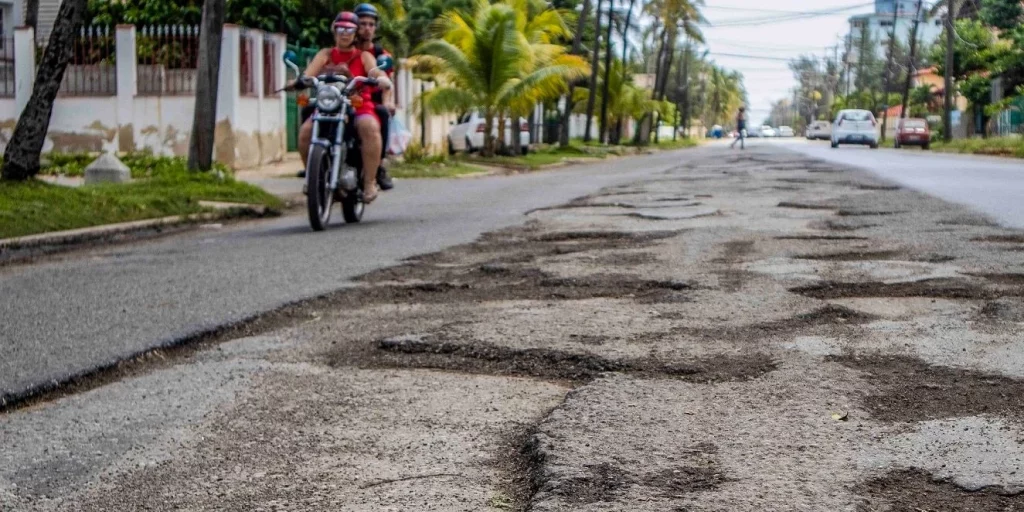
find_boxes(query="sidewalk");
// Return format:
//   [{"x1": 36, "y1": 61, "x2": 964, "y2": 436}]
[{"x1": 235, "y1": 152, "x2": 305, "y2": 200}]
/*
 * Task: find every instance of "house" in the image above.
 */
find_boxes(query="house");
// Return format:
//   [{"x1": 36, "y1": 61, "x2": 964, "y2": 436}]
[
  {"x1": 1, "y1": 0, "x2": 61, "y2": 43},
  {"x1": 845, "y1": 0, "x2": 943, "y2": 90}
]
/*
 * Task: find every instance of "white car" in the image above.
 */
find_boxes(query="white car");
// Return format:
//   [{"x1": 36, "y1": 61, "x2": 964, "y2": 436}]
[
  {"x1": 831, "y1": 109, "x2": 879, "y2": 149},
  {"x1": 760, "y1": 126, "x2": 776, "y2": 138},
  {"x1": 806, "y1": 120, "x2": 832, "y2": 140},
  {"x1": 447, "y1": 111, "x2": 530, "y2": 155},
  {"x1": 777, "y1": 126, "x2": 794, "y2": 137}
]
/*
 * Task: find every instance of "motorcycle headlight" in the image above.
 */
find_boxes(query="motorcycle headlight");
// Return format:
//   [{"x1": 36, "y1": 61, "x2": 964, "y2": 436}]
[{"x1": 316, "y1": 85, "x2": 343, "y2": 113}]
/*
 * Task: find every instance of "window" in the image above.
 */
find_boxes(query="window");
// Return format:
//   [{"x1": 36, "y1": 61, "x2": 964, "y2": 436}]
[{"x1": 880, "y1": 20, "x2": 893, "y2": 26}]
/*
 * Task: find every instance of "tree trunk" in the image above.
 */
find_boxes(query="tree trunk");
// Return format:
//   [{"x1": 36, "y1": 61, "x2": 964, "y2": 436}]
[
  {"x1": 879, "y1": 7, "x2": 899, "y2": 142},
  {"x1": 681, "y1": 44, "x2": 691, "y2": 136},
  {"x1": 1, "y1": 0, "x2": 88, "y2": 181},
  {"x1": 483, "y1": 109, "x2": 495, "y2": 157},
  {"x1": 943, "y1": 0, "x2": 955, "y2": 142},
  {"x1": 511, "y1": 113, "x2": 522, "y2": 155},
  {"x1": 900, "y1": 1, "x2": 923, "y2": 120},
  {"x1": 25, "y1": 0, "x2": 40, "y2": 31},
  {"x1": 188, "y1": 0, "x2": 227, "y2": 171},
  {"x1": 583, "y1": 0, "x2": 604, "y2": 143},
  {"x1": 620, "y1": 0, "x2": 635, "y2": 66},
  {"x1": 560, "y1": 0, "x2": 592, "y2": 147},
  {"x1": 598, "y1": 0, "x2": 614, "y2": 144},
  {"x1": 657, "y1": 39, "x2": 677, "y2": 101}
]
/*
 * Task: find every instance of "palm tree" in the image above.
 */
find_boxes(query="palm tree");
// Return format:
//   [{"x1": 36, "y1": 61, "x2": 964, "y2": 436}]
[
  {"x1": 560, "y1": 0, "x2": 593, "y2": 147},
  {"x1": 416, "y1": 2, "x2": 588, "y2": 156},
  {"x1": 583, "y1": 0, "x2": 605, "y2": 142}
]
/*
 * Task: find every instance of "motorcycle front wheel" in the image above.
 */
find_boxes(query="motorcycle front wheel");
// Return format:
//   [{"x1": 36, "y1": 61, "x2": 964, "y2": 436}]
[{"x1": 306, "y1": 145, "x2": 333, "y2": 231}]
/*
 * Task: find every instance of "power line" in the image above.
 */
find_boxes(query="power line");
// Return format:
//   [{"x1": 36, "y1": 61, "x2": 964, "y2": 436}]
[
  {"x1": 706, "y1": 52, "x2": 794, "y2": 61},
  {"x1": 706, "y1": 3, "x2": 874, "y2": 27}
]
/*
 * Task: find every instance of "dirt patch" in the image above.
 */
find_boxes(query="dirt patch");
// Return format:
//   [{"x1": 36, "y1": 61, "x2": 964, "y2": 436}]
[
  {"x1": 807, "y1": 168, "x2": 845, "y2": 173},
  {"x1": 787, "y1": 304, "x2": 878, "y2": 326},
  {"x1": 856, "y1": 469, "x2": 1024, "y2": 511},
  {"x1": 370, "y1": 335, "x2": 777, "y2": 383},
  {"x1": 857, "y1": 184, "x2": 901, "y2": 191},
  {"x1": 555, "y1": 463, "x2": 631, "y2": 504},
  {"x1": 778, "y1": 201, "x2": 838, "y2": 210},
  {"x1": 713, "y1": 240, "x2": 757, "y2": 292},
  {"x1": 972, "y1": 235, "x2": 1024, "y2": 244},
  {"x1": 794, "y1": 250, "x2": 904, "y2": 261},
  {"x1": 790, "y1": 279, "x2": 1002, "y2": 301},
  {"x1": 830, "y1": 355, "x2": 1024, "y2": 422},
  {"x1": 969, "y1": 273, "x2": 1024, "y2": 286},
  {"x1": 938, "y1": 216, "x2": 998, "y2": 227}
]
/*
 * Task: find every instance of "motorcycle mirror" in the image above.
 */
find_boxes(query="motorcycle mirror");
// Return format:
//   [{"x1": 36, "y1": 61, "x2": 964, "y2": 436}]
[
  {"x1": 284, "y1": 50, "x2": 298, "y2": 64},
  {"x1": 375, "y1": 55, "x2": 394, "y2": 72}
]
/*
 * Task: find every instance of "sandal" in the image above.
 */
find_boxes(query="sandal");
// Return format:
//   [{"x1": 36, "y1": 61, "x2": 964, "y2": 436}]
[{"x1": 363, "y1": 184, "x2": 379, "y2": 204}]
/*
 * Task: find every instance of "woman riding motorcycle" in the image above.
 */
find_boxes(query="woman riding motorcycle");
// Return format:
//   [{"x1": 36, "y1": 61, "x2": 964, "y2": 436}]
[{"x1": 297, "y1": 11, "x2": 392, "y2": 203}]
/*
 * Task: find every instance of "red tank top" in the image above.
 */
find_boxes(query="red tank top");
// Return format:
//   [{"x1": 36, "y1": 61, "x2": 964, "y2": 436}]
[{"x1": 329, "y1": 47, "x2": 367, "y2": 76}]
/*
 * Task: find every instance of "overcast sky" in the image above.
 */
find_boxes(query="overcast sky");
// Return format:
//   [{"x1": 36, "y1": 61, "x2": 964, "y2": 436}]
[{"x1": 697, "y1": 1, "x2": 877, "y2": 125}]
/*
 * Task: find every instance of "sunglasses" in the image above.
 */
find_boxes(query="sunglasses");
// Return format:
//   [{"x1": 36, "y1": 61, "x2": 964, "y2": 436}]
[{"x1": 335, "y1": 26, "x2": 357, "y2": 35}]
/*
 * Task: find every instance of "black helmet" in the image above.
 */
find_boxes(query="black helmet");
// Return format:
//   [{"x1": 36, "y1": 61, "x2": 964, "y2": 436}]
[{"x1": 354, "y1": 3, "x2": 379, "y2": 19}]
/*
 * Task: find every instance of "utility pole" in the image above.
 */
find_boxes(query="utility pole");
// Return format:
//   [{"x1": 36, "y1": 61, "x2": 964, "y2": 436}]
[
  {"x1": 899, "y1": 0, "x2": 923, "y2": 121},
  {"x1": 879, "y1": 3, "x2": 900, "y2": 143},
  {"x1": 681, "y1": 42, "x2": 691, "y2": 137},
  {"x1": 943, "y1": 0, "x2": 956, "y2": 142},
  {"x1": 845, "y1": 32, "x2": 853, "y2": 97}
]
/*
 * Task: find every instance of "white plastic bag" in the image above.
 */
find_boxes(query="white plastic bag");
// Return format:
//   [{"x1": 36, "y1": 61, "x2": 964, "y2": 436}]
[{"x1": 388, "y1": 116, "x2": 412, "y2": 156}]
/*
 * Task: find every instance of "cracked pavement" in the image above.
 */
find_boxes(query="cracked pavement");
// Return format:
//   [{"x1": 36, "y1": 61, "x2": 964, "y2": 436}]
[{"x1": 3, "y1": 146, "x2": 1024, "y2": 510}]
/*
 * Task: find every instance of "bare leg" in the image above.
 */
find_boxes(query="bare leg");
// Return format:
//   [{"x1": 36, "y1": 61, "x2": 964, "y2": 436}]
[
  {"x1": 299, "y1": 119, "x2": 313, "y2": 166},
  {"x1": 356, "y1": 115, "x2": 382, "y2": 202}
]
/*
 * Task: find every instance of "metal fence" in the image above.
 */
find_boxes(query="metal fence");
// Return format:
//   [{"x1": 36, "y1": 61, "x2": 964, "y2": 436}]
[
  {"x1": 137, "y1": 25, "x2": 200, "y2": 96},
  {"x1": 0, "y1": 37, "x2": 14, "y2": 98},
  {"x1": 43, "y1": 26, "x2": 117, "y2": 96}
]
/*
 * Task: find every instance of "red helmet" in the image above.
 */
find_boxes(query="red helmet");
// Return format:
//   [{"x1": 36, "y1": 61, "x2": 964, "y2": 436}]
[{"x1": 334, "y1": 11, "x2": 358, "y2": 30}]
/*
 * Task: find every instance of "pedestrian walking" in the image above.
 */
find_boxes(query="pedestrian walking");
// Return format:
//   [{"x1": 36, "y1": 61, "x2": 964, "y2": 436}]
[{"x1": 730, "y1": 106, "x2": 747, "y2": 150}]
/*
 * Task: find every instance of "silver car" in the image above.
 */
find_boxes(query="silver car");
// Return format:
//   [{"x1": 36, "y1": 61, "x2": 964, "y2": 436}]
[{"x1": 831, "y1": 109, "x2": 880, "y2": 149}]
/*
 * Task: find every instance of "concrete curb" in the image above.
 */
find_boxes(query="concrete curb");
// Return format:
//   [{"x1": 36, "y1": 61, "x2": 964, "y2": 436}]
[{"x1": 0, "y1": 203, "x2": 270, "y2": 266}]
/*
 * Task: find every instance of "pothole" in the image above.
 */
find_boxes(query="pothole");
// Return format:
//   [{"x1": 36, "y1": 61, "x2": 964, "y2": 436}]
[
  {"x1": 790, "y1": 279, "x2": 1000, "y2": 300},
  {"x1": 371, "y1": 335, "x2": 777, "y2": 383},
  {"x1": 830, "y1": 355, "x2": 1024, "y2": 422},
  {"x1": 857, "y1": 184, "x2": 901, "y2": 191},
  {"x1": 555, "y1": 463, "x2": 630, "y2": 504},
  {"x1": 972, "y1": 235, "x2": 1024, "y2": 244},
  {"x1": 774, "y1": 235, "x2": 869, "y2": 241},
  {"x1": 588, "y1": 252, "x2": 659, "y2": 266},
  {"x1": 794, "y1": 250, "x2": 905, "y2": 262},
  {"x1": 968, "y1": 273, "x2": 1024, "y2": 286},
  {"x1": 979, "y1": 298, "x2": 1024, "y2": 322},
  {"x1": 819, "y1": 220, "x2": 880, "y2": 231},
  {"x1": 856, "y1": 469, "x2": 1024, "y2": 510},
  {"x1": 778, "y1": 201, "x2": 838, "y2": 210},
  {"x1": 836, "y1": 210, "x2": 907, "y2": 217}
]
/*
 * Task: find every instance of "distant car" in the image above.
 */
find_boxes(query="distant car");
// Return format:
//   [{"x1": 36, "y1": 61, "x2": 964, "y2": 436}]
[
  {"x1": 806, "y1": 120, "x2": 832, "y2": 140},
  {"x1": 894, "y1": 118, "x2": 931, "y2": 150},
  {"x1": 710, "y1": 124, "x2": 724, "y2": 138},
  {"x1": 777, "y1": 126, "x2": 794, "y2": 137},
  {"x1": 447, "y1": 111, "x2": 530, "y2": 155},
  {"x1": 831, "y1": 109, "x2": 879, "y2": 149},
  {"x1": 761, "y1": 126, "x2": 777, "y2": 138}
]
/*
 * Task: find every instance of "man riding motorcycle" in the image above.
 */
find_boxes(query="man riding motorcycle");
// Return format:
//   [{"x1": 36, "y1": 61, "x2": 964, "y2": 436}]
[
  {"x1": 354, "y1": 3, "x2": 395, "y2": 191},
  {"x1": 296, "y1": 11, "x2": 392, "y2": 203}
]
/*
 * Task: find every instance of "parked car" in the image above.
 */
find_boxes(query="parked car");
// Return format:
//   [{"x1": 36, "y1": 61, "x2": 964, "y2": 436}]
[
  {"x1": 805, "y1": 120, "x2": 832, "y2": 140},
  {"x1": 894, "y1": 118, "x2": 931, "y2": 150},
  {"x1": 831, "y1": 109, "x2": 879, "y2": 149},
  {"x1": 760, "y1": 126, "x2": 777, "y2": 138},
  {"x1": 777, "y1": 126, "x2": 794, "y2": 137},
  {"x1": 447, "y1": 111, "x2": 530, "y2": 155},
  {"x1": 710, "y1": 124, "x2": 724, "y2": 138}
]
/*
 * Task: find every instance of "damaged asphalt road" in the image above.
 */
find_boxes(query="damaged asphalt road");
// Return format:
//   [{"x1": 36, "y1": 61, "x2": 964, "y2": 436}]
[{"x1": 4, "y1": 146, "x2": 1024, "y2": 510}]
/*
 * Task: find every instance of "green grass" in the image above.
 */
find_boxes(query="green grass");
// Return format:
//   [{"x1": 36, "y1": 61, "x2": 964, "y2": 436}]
[
  {"x1": 929, "y1": 137, "x2": 1024, "y2": 158},
  {"x1": 389, "y1": 161, "x2": 487, "y2": 178},
  {"x1": 0, "y1": 157, "x2": 283, "y2": 239},
  {"x1": 483, "y1": 145, "x2": 604, "y2": 170},
  {"x1": 648, "y1": 137, "x2": 700, "y2": 150}
]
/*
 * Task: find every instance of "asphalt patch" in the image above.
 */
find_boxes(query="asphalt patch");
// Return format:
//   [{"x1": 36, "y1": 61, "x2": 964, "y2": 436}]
[
  {"x1": 830, "y1": 355, "x2": 1024, "y2": 422},
  {"x1": 372, "y1": 335, "x2": 777, "y2": 383},
  {"x1": 836, "y1": 210, "x2": 907, "y2": 217},
  {"x1": 555, "y1": 463, "x2": 631, "y2": 504},
  {"x1": 790, "y1": 279, "x2": 1007, "y2": 301},
  {"x1": 856, "y1": 469, "x2": 1024, "y2": 511},
  {"x1": 774, "y1": 235, "x2": 869, "y2": 241},
  {"x1": 972, "y1": 235, "x2": 1024, "y2": 244}
]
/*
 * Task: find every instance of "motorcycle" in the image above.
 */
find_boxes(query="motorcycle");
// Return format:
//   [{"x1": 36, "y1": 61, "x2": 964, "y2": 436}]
[{"x1": 282, "y1": 51, "x2": 393, "y2": 231}]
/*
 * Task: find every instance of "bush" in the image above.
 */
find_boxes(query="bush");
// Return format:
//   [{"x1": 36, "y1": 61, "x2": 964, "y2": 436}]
[{"x1": 401, "y1": 142, "x2": 447, "y2": 165}]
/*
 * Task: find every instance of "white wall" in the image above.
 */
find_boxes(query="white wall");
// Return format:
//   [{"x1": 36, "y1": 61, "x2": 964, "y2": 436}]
[{"x1": 0, "y1": 25, "x2": 287, "y2": 169}]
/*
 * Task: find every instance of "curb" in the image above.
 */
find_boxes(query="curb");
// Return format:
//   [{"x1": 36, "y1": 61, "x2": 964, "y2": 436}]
[{"x1": 0, "y1": 203, "x2": 271, "y2": 266}]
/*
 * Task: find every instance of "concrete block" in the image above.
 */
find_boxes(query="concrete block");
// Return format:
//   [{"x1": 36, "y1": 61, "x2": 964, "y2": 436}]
[{"x1": 84, "y1": 153, "x2": 132, "y2": 185}]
